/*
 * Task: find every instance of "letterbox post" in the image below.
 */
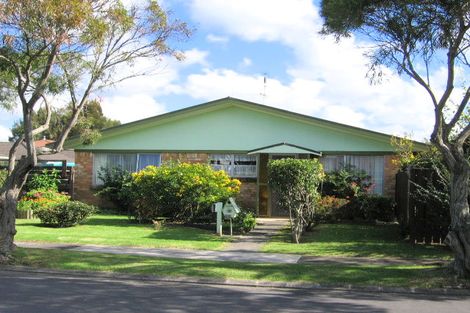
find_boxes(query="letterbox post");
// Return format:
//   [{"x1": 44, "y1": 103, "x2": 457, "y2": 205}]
[{"x1": 214, "y1": 202, "x2": 223, "y2": 236}]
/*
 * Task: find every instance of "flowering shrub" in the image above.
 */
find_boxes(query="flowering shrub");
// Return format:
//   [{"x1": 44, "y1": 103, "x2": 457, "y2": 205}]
[
  {"x1": 131, "y1": 162, "x2": 241, "y2": 222},
  {"x1": 17, "y1": 189, "x2": 70, "y2": 212},
  {"x1": 314, "y1": 195, "x2": 350, "y2": 222}
]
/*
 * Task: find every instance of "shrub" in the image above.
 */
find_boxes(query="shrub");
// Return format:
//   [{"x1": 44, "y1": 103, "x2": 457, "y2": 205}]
[
  {"x1": 131, "y1": 163, "x2": 241, "y2": 222},
  {"x1": 322, "y1": 166, "x2": 372, "y2": 199},
  {"x1": 95, "y1": 167, "x2": 134, "y2": 213},
  {"x1": 268, "y1": 158, "x2": 324, "y2": 243},
  {"x1": 360, "y1": 195, "x2": 396, "y2": 222},
  {"x1": 0, "y1": 169, "x2": 6, "y2": 188},
  {"x1": 27, "y1": 169, "x2": 60, "y2": 191},
  {"x1": 233, "y1": 210, "x2": 257, "y2": 233},
  {"x1": 17, "y1": 189, "x2": 70, "y2": 212},
  {"x1": 35, "y1": 201, "x2": 96, "y2": 227},
  {"x1": 314, "y1": 196, "x2": 350, "y2": 222}
]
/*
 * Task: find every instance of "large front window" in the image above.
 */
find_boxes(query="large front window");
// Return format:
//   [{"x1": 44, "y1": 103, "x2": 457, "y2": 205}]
[
  {"x1": 209, "y1": 154, "x2": 257, "y2": 178},
  {"x1": 93, "y1": 153, "x2": 161, "y2": 186},
  {"x1": 320, "y1": 155, "x2": 384, "y2": 194}
]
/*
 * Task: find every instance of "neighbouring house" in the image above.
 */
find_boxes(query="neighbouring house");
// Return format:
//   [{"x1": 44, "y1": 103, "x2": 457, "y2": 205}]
[
  {"x1": 67, "y1": 97, "x2": 427, "y2": 216},
  {"x1": 0, "y1": 140, "x2": 75, "y2": 168}
]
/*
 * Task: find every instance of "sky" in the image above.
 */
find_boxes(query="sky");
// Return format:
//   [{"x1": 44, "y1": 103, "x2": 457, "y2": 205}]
[{"x1": 0, "y1": 0, "x2": 461, "y2": 142}]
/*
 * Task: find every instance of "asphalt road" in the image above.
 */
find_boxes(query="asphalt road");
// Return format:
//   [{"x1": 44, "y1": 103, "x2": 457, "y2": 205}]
[{"x1": 1, "y1": 269, "x2": 469, "y2": 313}]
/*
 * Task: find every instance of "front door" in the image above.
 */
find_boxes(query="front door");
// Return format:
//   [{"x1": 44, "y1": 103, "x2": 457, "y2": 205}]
[{"x1": 269, "y1": 154, "x2": 296, "y2": 216}]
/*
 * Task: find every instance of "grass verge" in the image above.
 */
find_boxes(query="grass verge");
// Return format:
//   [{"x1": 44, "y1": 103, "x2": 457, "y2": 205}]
[
  {"x1": 262, "y1": 223, "x2": 452, "y2": 259},
  {"x1": 10, "y1": 248, "x2": 466, "y2": 289},
  {"x1": 15, "y1": 214, "x2": 229, "y2": 250}
]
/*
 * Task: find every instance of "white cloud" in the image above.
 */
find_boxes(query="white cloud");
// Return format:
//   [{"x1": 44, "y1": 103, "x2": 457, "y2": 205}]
[
  {"x1": 239, "y1": 57, "x2": 252, "y2": 68},
  {"x1": 101, "y1": 94, "x2": 166, "y2": 123},
  {"x1": 97, "y1": 48, "x2": 210, "y2": 124},
  {"x1": 187, "y1": 0, "x2": 439, "y2": 140},
  {"x1": 206, "y1": 34, "x2": 229, "y2": 44}
]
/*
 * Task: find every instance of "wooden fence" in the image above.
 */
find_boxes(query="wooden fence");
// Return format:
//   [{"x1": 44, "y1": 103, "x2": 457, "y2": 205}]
[
  {"x1": 28, "y1": 160, "x2": 75, "y2": 196},
  {"x1": 396, "y1": 168, "x2": 449, "y2": 244},
  {"x1": 1, "y1": 160, "x2": 75, "y2": 195}
]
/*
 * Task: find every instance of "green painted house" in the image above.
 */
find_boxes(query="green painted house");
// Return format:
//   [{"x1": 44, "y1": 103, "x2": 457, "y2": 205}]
[{"x1": 69, "y1": 97, "x2": 426, "y2": 216}]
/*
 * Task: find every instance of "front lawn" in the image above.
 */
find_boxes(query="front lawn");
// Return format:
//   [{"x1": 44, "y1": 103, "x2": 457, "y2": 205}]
[
  {"x1": 262, "y1": 223, "x2": 452, "y2": 260},
  {"x1": 11, "y1": 248, "x2": 464, "y2": 289},
  {"x1": 15, "y1": 214, "x2": 229, "y2": 250}
]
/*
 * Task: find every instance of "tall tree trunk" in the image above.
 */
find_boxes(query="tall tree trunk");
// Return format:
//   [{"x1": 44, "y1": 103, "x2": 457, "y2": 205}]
[
  {"x1": 444, "y1": 162, "x2": 470, "y2": 278},
  {"x1": 0, "y1": 158, "x2": 33, "y2": 262}
]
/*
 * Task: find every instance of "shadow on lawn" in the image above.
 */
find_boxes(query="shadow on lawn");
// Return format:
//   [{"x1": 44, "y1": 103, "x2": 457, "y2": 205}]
[
  {"x1": 13, "y1": 248, "x2": 470, "y2": 299},
  {"x1": 270, "y1": 224, "x2": 451, "y2": 259}
]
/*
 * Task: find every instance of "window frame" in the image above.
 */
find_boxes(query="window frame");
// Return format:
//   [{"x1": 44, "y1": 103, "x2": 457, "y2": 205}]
[
  {"x1": 209, "y1": 154, "x2": 258, "y2": 178},
  {"x1": 92, "y1": 152, "x2": 161, "y2": 186}
]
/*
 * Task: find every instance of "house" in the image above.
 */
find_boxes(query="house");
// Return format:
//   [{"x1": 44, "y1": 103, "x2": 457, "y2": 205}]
[
  {"x1": 0, "y1": 141, "x2": 75, "y2": 168},
  {"x1": 67, "y1": 97, "x2": 427, "y2": 216}
]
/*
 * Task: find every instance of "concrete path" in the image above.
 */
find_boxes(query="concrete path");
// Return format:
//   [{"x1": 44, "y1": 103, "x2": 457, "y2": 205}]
[
  {"x1": 223, "y1": 217, "x2": 289, "y2": 252},
  {"x1": 15, "y1": 218, "x2": 449, "y2": 267},
  {"x1": 16, "y1": 241, "x2": 301, "y2": 264}
]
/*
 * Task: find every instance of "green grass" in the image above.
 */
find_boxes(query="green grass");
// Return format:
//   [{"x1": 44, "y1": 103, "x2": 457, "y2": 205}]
[
  {"x1": 262, "y1": 223, "x2": 452, "y2": 259},
  {"x1": 11, "y1": 247, "x2": 464, "y2": 289},
  {"x1": 15, "y1": 214, "x2": 229, "y2": 250}
]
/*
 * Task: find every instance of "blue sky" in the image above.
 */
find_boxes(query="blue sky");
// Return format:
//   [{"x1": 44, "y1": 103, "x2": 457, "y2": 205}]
[{"x1": 0, "y1": 0, "x2": 461, "y2": 142}]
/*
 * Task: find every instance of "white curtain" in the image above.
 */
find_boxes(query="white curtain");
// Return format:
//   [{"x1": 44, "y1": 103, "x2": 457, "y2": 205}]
[
  {"x1": 210, "y1": 154, "x2": 257, "y2": 178},
  {"x1": 320, "y1": 155, "x2": 384, "y2": 194},
  {"x1": 94, "y1": 153, "x2": 162, "y2": 186}
]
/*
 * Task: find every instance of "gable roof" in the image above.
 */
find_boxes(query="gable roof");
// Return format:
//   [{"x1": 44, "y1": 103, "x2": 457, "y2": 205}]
[
  {"x1": 248, "y1": 142, "x2": 322, "y2": 156},
  {"x1": 66, "y1": 97, "x2": 428, "y2": 153}
]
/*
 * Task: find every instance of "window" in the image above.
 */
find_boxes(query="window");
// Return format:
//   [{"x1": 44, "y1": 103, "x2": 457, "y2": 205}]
[
  {"x1": 320, "y1": 155, "x2": 384, "y2": 194},
  {"x1": 93, "y1": 153, "x2": 160, "y2": 186},
  {"x1": 209, "y1": 154, "x2": 257, "y2": 178}
]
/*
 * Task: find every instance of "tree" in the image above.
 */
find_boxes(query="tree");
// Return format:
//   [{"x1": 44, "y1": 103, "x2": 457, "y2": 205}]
[
  {"x1": 0, "y1": 0, "x2": 191, "y2": 262},
  {"x1": 10, "y1": 99, "x2": 120, "y2": 143},
  {"x1": 268, "y1": 159, "x2": 324, "y2": 243},
  {"x1": 320, "y1": 0, "x2": 470, "y2": 277}
]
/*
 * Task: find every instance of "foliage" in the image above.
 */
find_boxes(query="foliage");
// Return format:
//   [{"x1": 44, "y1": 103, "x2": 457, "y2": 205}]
[
  {"x1": 0, "y1": 169, "x2": 6, "y2": 188},
  {"x1": 360, "y1": 195, "x2": 396, "y2": 222},
  {"x1": 10, "y1": 100, "x2": 120, "y2": 142},
  {"x1": 233, "y1": 210, "x2": 257, "y2": 234},
  {"x1": 313, "y1": 196, "x2": 350, "y2": 222},
  {"x1": 393, "y1": 137, "x2": 452, "y2": 208},
  {"x1": 131, "y1": 163, "x2": 241, "y2": 223},
  {"x1": 95, "y1": 167, "x2": 134, "y2": 214},
  {"x1": 320, "y1": 0, "x2": 470, "y2": 277},
  {"x1": 26, "y1": 169, "x2": 60, "y2": 192},
  {"x1": 0, "y1": 0, "x2": 191, "y2": 260},
  {"x1": 322, "y1": 166, "x2": 372, "y2": 199},
  {"x1": 34, "y1": 201, "x2": 96, "y2": 228},
  {"x1": 314, "y1": 194, "x2": 395, "y2": 223},
  {"x1": 268, "y1": 158, "x2": 324, "y2": 243},
  {"x1": 17, "y1": 189, "x2": 69, "y2": 212}
]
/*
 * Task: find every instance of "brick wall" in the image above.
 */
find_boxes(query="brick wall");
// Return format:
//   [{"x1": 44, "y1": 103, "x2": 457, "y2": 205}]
[
  {"x1": 74, "y1": 151, "x2": 100, "y2": 206},
  {"x1": 236, "y1": 181, "x2": 257, "y2": 211},
  {"x1": 161, "y1": 153, "x2": 208, "y2": 164},
  {"x1": 383, "y1": 155, "x2": 400, "y2": 198}
]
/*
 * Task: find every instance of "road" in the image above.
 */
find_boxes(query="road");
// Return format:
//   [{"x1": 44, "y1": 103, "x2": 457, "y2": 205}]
[{"x1": 0, "y1": 269, "x2": 469, "y2": 313}]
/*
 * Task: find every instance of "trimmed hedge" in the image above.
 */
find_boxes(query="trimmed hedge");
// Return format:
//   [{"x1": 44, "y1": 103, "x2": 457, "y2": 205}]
[{"x1": 35, "y1": 201, "x2": 96, "y2": 227}]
